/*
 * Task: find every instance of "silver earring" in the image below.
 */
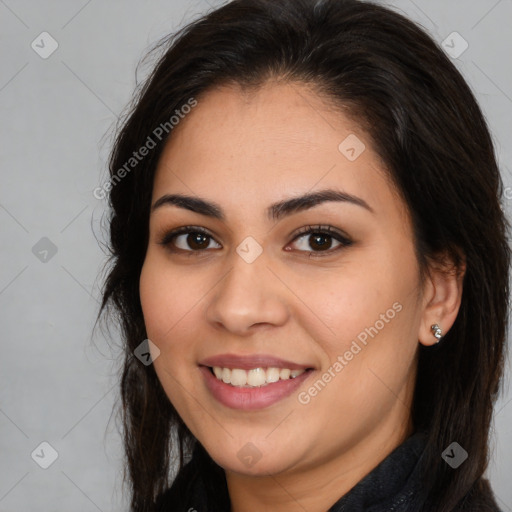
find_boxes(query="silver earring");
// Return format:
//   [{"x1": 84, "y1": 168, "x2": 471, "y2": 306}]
[{"x1": 431, "y1": 324, "x2": 442, "y2": 343}]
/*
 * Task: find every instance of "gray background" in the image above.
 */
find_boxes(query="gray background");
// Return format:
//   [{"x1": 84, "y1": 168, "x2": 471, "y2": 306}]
[{"x1": 1, "y1": 0, "x2": 511, "y2": 510}]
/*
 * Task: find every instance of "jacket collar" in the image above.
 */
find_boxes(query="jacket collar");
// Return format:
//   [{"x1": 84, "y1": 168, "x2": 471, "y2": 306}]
[
  {"x1": 329, "y1": 431, "x2": 427, "y2": 511},
  {"x1": 193, "y1": 431, "x2": 428, "y2": 511}
]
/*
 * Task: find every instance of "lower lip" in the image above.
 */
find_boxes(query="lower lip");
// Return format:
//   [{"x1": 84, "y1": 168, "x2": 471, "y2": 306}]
[{"x1": 200, "y1": 366, "x2": 313, "y2": 410}]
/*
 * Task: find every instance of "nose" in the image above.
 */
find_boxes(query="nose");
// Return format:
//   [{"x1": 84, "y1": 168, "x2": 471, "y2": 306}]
[{"x1": 205, "y1": 248, "x2": 290, "y2": 336}]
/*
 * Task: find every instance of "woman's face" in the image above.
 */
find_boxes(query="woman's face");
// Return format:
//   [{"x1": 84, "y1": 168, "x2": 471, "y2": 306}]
[{"x1": 139, "y1": 82, "x2": 428, "y2": 479}]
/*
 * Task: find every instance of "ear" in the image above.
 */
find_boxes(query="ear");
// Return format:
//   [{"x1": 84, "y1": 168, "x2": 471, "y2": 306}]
[{"x1": 418, "y1": 252, "x2": 466, "y2": 347}]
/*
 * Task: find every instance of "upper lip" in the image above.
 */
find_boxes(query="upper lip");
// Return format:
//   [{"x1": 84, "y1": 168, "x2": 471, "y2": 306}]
[{"x1": 199, "y1": 353, "x2": 314, "y2": 371}]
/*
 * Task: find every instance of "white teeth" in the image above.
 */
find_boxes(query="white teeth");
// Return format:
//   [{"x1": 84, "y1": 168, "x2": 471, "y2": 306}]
[
  {"x1": 221, "y1": 368, "x2": 231, "y2": 384},
  {"x1": 230, "y1": 369, "x2": 247, "y2": 386},
  {"x1": 211, "y1": 366, "x2": 307, "y2": 387},
  {"x1": 280, "y1": 368, "x2": 291, "y2": 380},
  {"x1": 266, "y1": 367, "x2": 280, "y2": 383},
  {"x1": 247, "y1": 368, "x2": 266, "y2": 387}
]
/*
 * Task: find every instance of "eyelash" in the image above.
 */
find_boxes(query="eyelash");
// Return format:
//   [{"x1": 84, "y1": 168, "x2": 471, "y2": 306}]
[{"x1": 157, "y1": 224, "x2": 353, "y2": 258}]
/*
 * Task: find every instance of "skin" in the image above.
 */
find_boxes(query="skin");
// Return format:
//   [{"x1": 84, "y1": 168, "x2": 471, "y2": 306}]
[{"x1": 139, "y1": 81, "x2": 464, "y2": 512}]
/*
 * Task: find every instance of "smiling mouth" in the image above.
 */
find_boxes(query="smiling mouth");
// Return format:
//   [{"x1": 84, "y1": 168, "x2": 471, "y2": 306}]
[{"x1": 208, "y1": 366, "x2": 313, "y2": 387}]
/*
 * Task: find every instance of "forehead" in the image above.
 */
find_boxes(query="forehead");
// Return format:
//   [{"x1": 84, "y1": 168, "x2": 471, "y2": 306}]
[{"x1": 152, "y1": 82, "x2": 405, "y2": 225}]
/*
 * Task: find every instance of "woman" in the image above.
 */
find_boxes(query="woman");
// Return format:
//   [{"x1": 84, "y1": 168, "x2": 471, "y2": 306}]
[{"x1": 96, "y1": 0, "x2": 510, "y2": 510}]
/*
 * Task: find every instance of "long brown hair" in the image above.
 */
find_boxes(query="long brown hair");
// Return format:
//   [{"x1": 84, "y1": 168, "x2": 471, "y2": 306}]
[{"x1": 95, "y1": 0, "x2": 511, "y2": 510}]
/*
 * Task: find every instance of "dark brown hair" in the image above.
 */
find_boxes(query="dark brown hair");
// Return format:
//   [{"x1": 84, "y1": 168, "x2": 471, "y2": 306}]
[{"x1": 95, "y1": 0, "x2": 510, "y2": 510}]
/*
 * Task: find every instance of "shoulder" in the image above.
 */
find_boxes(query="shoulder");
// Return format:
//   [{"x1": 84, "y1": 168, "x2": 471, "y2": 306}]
[{"x1": 454, "y1": 478, "x2": 503, "y2": 512}]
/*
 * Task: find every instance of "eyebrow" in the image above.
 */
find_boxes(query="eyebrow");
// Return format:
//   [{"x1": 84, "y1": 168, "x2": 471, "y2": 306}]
[{"x1": 151, "y1": 188, "x2": 374, "y2": 221}]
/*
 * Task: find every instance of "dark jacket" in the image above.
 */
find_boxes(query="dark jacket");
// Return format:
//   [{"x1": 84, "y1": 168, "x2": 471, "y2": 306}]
[{"x1": 155, "y1": 432, "x2": 502, "y2": 512}]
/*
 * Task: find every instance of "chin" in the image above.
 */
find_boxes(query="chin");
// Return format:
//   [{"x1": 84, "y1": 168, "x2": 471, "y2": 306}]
[
  {"x1": 202, "y1": 439, "x2": 302, "y2": 477},
  {"x1": 217, "y1": 455, "x2": 293, "y2": 477}
]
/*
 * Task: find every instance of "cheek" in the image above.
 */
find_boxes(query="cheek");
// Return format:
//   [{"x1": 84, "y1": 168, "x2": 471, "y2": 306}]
[
  {"x1": 296, "y1": 271, "x2": 419, "y2": 437},
  {"x1": 305, "y1": 244, "x2": 421, "y2": 373},
  {"x1": 139, "y1": 253, "x2": 220, "y2": 396},
  {"x1": 139, "y1": 256, "x2": 192, "y2": 371},
  {"x1": 139, "y1": 257, "x2": 202, "y2": 414},
  {"x1": 139, "y1": 254, "x2": 199, "y2": 343},
  {"x1": 310, "y1": 262, "x2": 413, "y2": 333},
  {"x1": 139, "y1": 258, "x2": 168, "y2": 339}
]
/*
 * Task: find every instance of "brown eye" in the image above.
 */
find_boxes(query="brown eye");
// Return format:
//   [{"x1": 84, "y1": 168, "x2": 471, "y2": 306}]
[
  {"x1": 159, "y1": 227, "x2": 221, "y2": 252},
  {"x1": 181, "y1": 232, "x2": 211, "y2": 250},
  {"x1": 289, "y1": 225, "x2": 352, "y2": 255},
  {"x1": 291, "y1": 232, "x2": 340, "y2": 252},
  {"x1": 311, "y1": 233, "x2": 335, "y2": 251}
]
